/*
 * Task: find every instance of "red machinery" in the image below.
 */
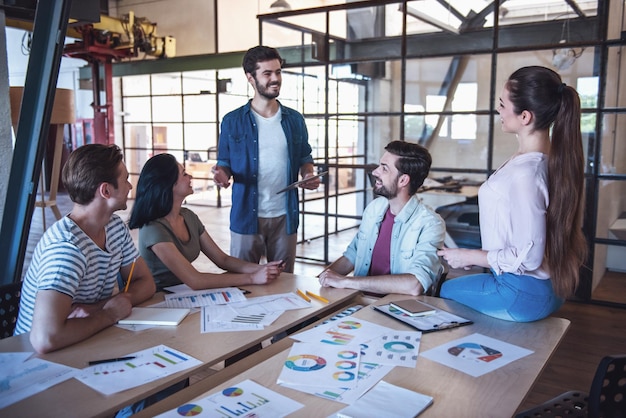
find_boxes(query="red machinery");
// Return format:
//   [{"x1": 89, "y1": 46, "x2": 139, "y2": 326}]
[{"x1": 63, "y1": 12, "x2": 175, "y2": 144}]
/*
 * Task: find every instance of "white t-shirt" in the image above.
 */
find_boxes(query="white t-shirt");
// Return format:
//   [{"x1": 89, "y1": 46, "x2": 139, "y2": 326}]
[{"x1": 254, "y1": 107, "x2": 288, "y2": 217}]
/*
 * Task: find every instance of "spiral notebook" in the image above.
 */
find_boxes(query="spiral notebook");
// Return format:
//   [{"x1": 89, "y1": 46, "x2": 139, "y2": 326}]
[{"x1": 373, "y1": 302, "x2": 472, "y2": 333}]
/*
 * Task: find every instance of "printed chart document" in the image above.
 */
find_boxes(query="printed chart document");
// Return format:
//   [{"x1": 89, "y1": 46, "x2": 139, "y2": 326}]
[
  {"x1": 277, "y1": 342, "x2": 362, "y2": 391},
  {"x1": 201, "y1": 292, "x2": 310, "y2": 333},
  {"x1": 155, "y1": 379, "x2": 303, "y2": 418},
  {"x1": 118, "y1": 307, "x2": 190, "y2": 326},
  {"x1": 0, "y1": 353, "x2": 77, "y2": 409},
  {"x1": 292, "y1": 317, "x2": 393, "y2": 346},
  {"x1": 420, "y1": 332, "x2": 534, "y2": 377},
  {"x1": 75, "y1": 345, "x2": 202, "y2": 395},
  {"x1": 360, "y1": 330, "x2": 422, "y2": 368},
  {"x1": 164, "y1": 287, "x2": 246, "y2": 308},
  {"x1": 281, "y1": 359, "x2": 393, "y2": 405},
  {"x1": 328, "y1": 380, "x2": 433, "y2": 418}
]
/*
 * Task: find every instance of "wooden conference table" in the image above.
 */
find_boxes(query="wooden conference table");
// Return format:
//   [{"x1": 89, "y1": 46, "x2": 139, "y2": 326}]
[
  {"x1": 0, "y1": 273, "x2": 361, "y2": 418},
  {"x1": 135, "y1": 294, "x2": 570, "y2": 418}
]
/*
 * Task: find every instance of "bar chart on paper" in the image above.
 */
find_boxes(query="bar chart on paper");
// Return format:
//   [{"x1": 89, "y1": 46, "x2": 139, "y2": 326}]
[
  {"x1": 76, "y1": 345, "x2": 202, "y2": 395},
  {"x1": 165, "y1": 288, "x2": 247, "y2": 308},
  {"x1": 155, "y1": 379, "x2": 303, "y2": 418}
]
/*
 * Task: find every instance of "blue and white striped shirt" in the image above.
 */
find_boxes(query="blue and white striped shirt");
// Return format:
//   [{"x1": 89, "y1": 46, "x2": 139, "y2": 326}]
[{"x1": 14, "y1": 214, "x2": 138, "y2": 335}]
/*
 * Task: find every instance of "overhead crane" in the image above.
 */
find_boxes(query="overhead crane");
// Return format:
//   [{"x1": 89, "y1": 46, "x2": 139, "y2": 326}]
[{"x1": 63, "y1": 11, "x2": 176, "y2": 144}]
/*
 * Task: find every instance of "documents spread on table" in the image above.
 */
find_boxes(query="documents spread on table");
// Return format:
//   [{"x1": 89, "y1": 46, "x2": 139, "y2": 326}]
[
  {"x1": 152, "y1": 305, "x2": 539, "y2": 418},
  {"x1": 201, "y1": 292, "x2": 311, "y2": 333},
  {"x1": 281, "y1": 318, "x2": 419, "y2": 404},
  {"x1": 0, "y1": 352, "x2": 77, "y2": 409},
  {"x1": 160, "y1": 285, "x2": 313, "y2": 332}
]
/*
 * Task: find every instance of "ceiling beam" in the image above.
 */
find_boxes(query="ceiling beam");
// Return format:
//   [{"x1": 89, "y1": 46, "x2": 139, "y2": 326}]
[{"x1": 78, "y1": 16, "x2": 598, "y2": 79}]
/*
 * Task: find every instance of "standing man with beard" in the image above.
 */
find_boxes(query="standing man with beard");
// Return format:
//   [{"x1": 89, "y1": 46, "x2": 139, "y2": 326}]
[
  {"x1": 318, "y1": 141, "x2": 445, "y2": 296},
  {"x1": 213, "y1": 46, "x2": 320, "y2": 273}
]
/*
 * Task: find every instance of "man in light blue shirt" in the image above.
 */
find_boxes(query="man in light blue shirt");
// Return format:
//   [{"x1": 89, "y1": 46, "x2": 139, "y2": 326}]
[{"x1": 319, "y1": 141, "x2": 445, "y2": 296}]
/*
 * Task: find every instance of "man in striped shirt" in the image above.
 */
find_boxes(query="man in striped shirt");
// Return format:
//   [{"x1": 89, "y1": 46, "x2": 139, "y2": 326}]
[{"x1": 15, "y1": 144, "x2": 156, "y2": 353}]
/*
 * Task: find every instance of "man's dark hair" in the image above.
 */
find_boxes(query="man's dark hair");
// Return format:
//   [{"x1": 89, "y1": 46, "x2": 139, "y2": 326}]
[
  {"x1": 384, "y1": 140, "x2": 432, "y2": 195},
  {"x1": 62, "y1": 144, "x2": 123, "y2": 205},
  {"x1": 242, "y1": 45, "x2": 284, "y2": 76}
]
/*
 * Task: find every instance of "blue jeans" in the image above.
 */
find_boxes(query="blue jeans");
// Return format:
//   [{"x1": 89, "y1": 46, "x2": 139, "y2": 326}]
[{"x1": 439, "y1": 270, "x2": 563, "y2": 322}]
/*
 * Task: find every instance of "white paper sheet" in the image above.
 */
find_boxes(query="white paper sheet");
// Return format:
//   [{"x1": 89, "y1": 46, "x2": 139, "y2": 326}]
[
  {"x1": 0, "y1": 353, "x2": 77, "y2": 408},
  {"x1": 360, "y1": 330, "x2": 422, "y2": 368},
  {"x1": 328, "y1": 380, "x2": 433, "y2": 418},
  {"x1": 155, "y1": 379, "x2": 303, "y2": 418},
  {"x1": 292, "y1": 317, "x2": 393, "y2": 347},
  {"x1": 200, "y1": 293, "x2": 309, "y2": 333},
  {"x1": 280, "y1": 359, "x2": 393, "y2": 404},
  {"x1": 420, "y1": 332, "x2": 534, "y2": 377},
  {"x1": 75, "y1": 345, "x2": 202, "y2": 395}
]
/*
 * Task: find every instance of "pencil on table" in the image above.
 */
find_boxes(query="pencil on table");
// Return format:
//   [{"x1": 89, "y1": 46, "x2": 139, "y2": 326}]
[
  {"x1": 296, "y1": 288, "x2": 311, "y2": 302},
  {"x1": 123, "y1": 258, "x2": 137, "y2": 293},
  {"x1": 306, "y1": 290, "x2": 329, "y2": 304}
]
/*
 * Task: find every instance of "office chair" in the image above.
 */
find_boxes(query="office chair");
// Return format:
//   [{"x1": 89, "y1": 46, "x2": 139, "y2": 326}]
[
  {"x1": 0, "y1": 281, "x2": 22, "y2": 339},
  {"x1": 515, "y1": 354, "x2": 626, "y2": 418}
]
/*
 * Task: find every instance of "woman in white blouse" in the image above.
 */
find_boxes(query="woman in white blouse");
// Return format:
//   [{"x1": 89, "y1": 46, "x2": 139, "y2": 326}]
[{"x1": 437, "y1": 66, "x2": 587, "y2": 322}]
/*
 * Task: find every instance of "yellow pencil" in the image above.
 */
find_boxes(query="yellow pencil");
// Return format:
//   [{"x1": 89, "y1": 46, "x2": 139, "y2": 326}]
[
  {"x1": 296, "y1": 288, "x2": 311, "y2": 302},
  {"x1": 123, "y1": 258, "x2": 137, "y2": 293},
  {"x1": 306, "y1": 290, "x2": 329, "y2": 304}
]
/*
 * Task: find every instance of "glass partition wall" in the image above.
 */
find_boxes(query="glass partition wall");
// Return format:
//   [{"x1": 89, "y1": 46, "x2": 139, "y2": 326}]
[
  {"x1": 117, "y1": 0, "x2": 625, "y2": 306},
  {"x1": 253, "y1": 0, "x2": 625, "y2": 306}
]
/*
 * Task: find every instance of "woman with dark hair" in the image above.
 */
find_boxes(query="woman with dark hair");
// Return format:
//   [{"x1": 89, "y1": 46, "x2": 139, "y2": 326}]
[
  {"x1": 437, "y1": 66, "x2": 587, "y2": 322},
  {"x1": 129, "y1": 153, "x2": 283, "y2": 290}
]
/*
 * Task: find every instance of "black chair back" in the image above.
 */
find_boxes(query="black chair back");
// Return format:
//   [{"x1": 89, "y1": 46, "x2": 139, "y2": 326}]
[
  {"x1": 588, "y1": 354, "x2": 626, "y2": 418},
  {"x1": 0, "y1": 282, "x2": 22, "y2": 339}
]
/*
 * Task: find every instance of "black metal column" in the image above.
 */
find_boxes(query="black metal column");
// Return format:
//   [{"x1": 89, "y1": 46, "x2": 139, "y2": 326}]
[{"x1": 0, "y1": 0, "x2": 73, "y2": 285}]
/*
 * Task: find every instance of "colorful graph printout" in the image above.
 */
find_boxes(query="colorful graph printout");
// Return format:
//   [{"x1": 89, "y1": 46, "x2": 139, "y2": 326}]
[
  {"x1": 280, "y1": 360, "x2": 394, "y2": 405},
  {"x1": 292, "y1": 317, "x2": 392, "y2": 347},
  {"x1": 277, "y1": 342, "x2": 361, "y2": 390},
  {"x1": 360, "y1": 330, "x2": 422, "y2": 368},
  {"x1": 75, "y1": 345, "x2": 202, "y2": 395},
  {"x1": 164, "y1": 287, "x2": 246, "y2": 308},
  {"x1": 420, "y1": 333, "x2": 534, "y2": 377},
  {"x1": 155, "y1": 379, "x2": 303, "y2": 418}
]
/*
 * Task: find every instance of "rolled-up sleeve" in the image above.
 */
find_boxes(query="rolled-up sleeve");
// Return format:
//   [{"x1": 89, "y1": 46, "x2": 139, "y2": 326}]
[{"x1": 401, "y1": 212, "x2": 445, "y2": 292}]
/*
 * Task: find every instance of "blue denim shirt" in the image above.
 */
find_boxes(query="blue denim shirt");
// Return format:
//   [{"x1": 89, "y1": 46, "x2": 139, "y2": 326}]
[
  {"x1": 217, "y1": 100, "x2": 314, "y2": 235},
  {"x1": 344, "y1": 195, "x2": 445, "y2": 292}
]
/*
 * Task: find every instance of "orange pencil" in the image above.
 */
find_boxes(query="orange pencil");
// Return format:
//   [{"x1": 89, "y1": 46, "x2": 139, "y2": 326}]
[
  {"x1": 296, "y1": 288, "x2": 311, "y2": 302},
  {"x1": 123, "y1": 258, "x2": 137, "y2": 293},
  {"x1": 306, "y1": 290, "x2": 329, "y2": 304}
]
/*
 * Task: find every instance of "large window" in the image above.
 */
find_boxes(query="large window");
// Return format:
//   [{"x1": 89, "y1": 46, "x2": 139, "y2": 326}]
[{"x1": 254, "y1": 0, "x2": 625, "y2": 306}]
